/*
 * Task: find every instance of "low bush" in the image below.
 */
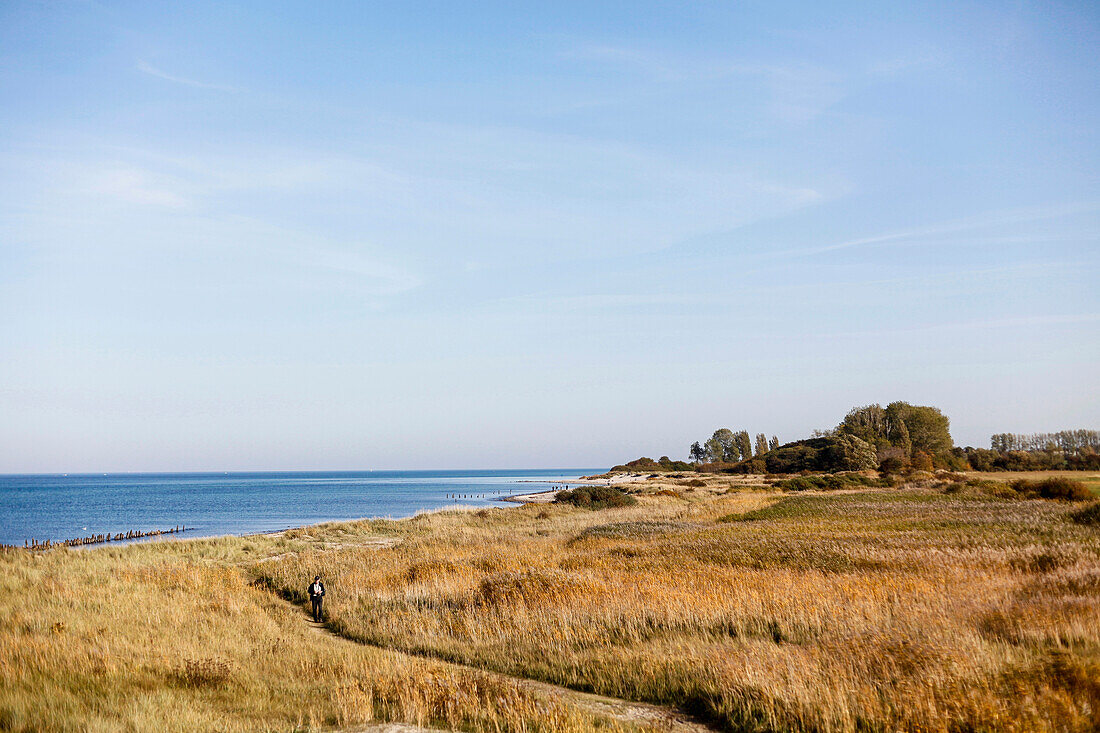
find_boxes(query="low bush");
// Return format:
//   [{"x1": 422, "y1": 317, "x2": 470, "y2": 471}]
[
  {"x1": 554, "y1": 486, "x2": 637, "y2": 510},
  {"x1": 608, "y1": 457, "x2": 695, "y2": 472},
  {"x1": 722, "y1": 458, "x2": 766, "y2": 474},
  {"x1": 1010, "y1": 477, "x2": 1092, "y2": 501},
  {"x1": 1068, "y1": 501, "x2": 1100, "y2": 525},
  {"x1": 176, "y1": 658, "x2": 232, "y2": 687}
]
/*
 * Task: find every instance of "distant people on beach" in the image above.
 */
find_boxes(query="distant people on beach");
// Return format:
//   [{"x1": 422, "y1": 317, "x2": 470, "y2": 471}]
[{"x1": 308, "y1": 575, "x2": 325, "y2": 621}]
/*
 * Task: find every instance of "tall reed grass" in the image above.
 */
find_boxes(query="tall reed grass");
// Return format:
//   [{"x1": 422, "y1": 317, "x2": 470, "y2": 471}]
[
  {"x1": 0, "y1": 526, "x2": 641, "y2": 731},
  {"x1": 255, "y1": 485, "x2": 1100, "y2": 732}
]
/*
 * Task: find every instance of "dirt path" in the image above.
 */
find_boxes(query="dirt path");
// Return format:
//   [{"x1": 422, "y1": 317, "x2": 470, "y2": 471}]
[{"x1": 296, "y1": 613, "x2": 714, "y2": 732}]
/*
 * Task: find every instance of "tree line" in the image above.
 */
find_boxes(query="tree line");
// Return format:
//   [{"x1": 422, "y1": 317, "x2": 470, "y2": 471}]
[
  {"x1": 688, "y1": 402, "x2": 952, "y2": 470},
  {"x1": 990, "y1": 430, "x2": 1100, "y2": 454},
  {"x1": 638, "y1": 403, "x2": 1100, "y2": 475}
]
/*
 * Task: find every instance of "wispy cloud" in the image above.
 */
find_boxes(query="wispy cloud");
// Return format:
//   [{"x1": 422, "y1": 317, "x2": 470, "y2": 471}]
[
  {"x1": 561, "y1": 43, "x2": 844, "y2": 123},
  {"x1": 86, "y1": 166, "x2": 190, "y2": 208},
  {"x1": 868, "y1": 51, "x2": 949, "y2": 77},
  {"x1": 562, "y1": 44, "x2": 678, "y2": 79},
  {"x1": 825, "y1": 313, "x2": 1100, "y2": 340},
  {"x1": 136, "y1": 60, "x2": 235, "y2": 92},
  {"x1": 475, "y1": 258, "x2": 1089, "y2": 317},
  {"x1": 774, "y1": 201, "x2": 1100, "y2": 259},
  {"x1": 306, "y1": 246, "x2": 423, "y2": 295}
]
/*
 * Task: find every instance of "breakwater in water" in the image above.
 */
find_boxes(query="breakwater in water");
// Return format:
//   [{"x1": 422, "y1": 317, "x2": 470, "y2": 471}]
[
  {"x1": 0, "y1": 470, "x2": 603, "y2": 547},
  {"x1": 6, "y1": 525, "x2": 190, "y2": 550}
]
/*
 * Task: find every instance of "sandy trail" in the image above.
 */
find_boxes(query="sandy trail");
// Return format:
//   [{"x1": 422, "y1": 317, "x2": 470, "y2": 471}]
[
  {"x1": 294, "y1": 601, "x2": 713, "y2": 732},
  {"x1": 255, "y1": 487, "x2": 714, "y2": 732}
]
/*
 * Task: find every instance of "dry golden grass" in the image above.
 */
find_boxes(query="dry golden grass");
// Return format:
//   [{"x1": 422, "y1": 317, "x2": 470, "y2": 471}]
[
  {"x1": 253, "y1": 485, "x2": 1100, "y2": 733},
  {"x1": 0, "y1": 529, "x2": 644, "y2": 732},
  {"x1": 4, "y1": 475, "x2": 1098, "y2": 732}
]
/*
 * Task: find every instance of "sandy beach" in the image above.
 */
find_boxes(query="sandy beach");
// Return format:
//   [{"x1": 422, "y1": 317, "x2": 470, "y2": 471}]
[{"x1": 502, "y1": 472, "x2": 644, "y2": 503}]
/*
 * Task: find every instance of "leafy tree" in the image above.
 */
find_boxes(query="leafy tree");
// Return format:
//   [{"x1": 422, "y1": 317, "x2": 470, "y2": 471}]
[
  {"x1": 689, "y1": 441, "x2": 706, "y2": 463},
  {"x1": 769, "y1": 435, "x2": 779, "y2": 451},
  {"x1": 737, "y1": 431, "x2": 753, "y2": 462},
  {"x1": 888, "y1": 419, "x2": 912, "y2": 455},
  {"x1": 706, "y1": 428, "x2": 737, "y2": 462},
  {"x1": 885, "y1": 402, "x2": 952, "y2": 454},
  {"x1": 704, "y1": 437, "x2": 721, "y2": 462},
  {"x1": 838, "y1": 404, "x2": 888, "y2": 447},
  {"x1": 838, "y1": 401, "x2": 952, "y2": 455},
  {"x1": 755, "y1": 433, "x2": 769, "y2": 456}
]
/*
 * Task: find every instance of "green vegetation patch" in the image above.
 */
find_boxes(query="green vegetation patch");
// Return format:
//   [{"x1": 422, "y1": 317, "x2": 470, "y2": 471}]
[
  {"x1": 554, "y1": 485, "x2": 637, "y2": 510},
  {"x1": 608, "y1": 456, "x2": 695, "y2": 472},
  {"x1": 771, "y1": 473, "x2": 893, "y2": 492},
  {"x1": 572, "y1": 520, "x2": 698, "y2": 542}
]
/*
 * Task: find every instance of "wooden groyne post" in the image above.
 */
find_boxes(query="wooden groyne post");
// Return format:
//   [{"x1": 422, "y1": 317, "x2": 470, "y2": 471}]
[{"x1": 5, "y1": 525, "x2": 190, "y2": 551}]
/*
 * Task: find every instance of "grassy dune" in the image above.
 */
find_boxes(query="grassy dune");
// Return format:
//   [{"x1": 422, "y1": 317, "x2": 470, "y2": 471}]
[
  {"x1": 0, "y1": 530, "x2": 638, "y2": 731},
  {"x1": 254, "y1": 475, "x2": 1100, "y2": 732},
  {"x1": 3, "y1": 472, "x2": 1098, "y2": 732}
]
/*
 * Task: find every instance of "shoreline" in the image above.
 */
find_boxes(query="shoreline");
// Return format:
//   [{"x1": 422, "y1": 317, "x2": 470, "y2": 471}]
[
  {"x1": 43, "y1": 479, "x2": 631, "y2": 551},
  {"x1": 498, "y1": 489, "x2": 561, "y2": 504},
  {"x1": 1, "y1": 470, "x2": 609, "y2": 550}
]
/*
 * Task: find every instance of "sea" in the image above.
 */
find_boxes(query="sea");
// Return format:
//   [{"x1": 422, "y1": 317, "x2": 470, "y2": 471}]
[{"x1": 0, "y1": 469, "x2": 603, "y2": 547}]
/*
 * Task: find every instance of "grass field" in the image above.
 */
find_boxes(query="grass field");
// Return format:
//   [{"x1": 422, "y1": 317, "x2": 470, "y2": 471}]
[
  {"x1": 0, "y1": 528, "x2": 640, "y2": 731},
  {"x1": 2, "y1": 471, "x2": 1098, "y2": 732},
  {"x1": 256, "y1": 474, "x2": 1100, "y2": 732}
]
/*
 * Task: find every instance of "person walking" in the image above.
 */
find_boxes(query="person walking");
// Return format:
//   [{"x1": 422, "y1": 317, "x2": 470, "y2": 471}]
[{"x1": 308, "y1": 575, "x2": 325, "y2": 621}]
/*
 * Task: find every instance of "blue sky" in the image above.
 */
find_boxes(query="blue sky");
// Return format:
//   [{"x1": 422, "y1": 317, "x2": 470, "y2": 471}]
[{"x1": 1, "y1": 1, "x2": 1098, "y2": 471}]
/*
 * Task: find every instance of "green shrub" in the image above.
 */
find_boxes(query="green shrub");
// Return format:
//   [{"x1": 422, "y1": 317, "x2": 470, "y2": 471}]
[
  {"x1": 555, "y1": 486, "x2": 637, "y2": 510},
  {"x1": 608, "y1": 458, "x2": 695, "y2": 472}
]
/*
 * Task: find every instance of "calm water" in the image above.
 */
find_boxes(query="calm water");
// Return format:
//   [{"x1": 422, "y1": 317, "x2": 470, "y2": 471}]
[{"x1": 0, "y1": 469, "x2": 602, "y2": 547}]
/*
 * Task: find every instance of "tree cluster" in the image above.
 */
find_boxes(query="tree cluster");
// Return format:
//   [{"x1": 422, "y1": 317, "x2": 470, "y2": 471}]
[
  {"x1": 836, "y1": 402, "x2": 953, "y2": 455},
  {"x1": 689, "y1": 429, "x2": 779, "y2": 465},
  {"x1": 671, "y1": 404, "x2": 1096, "y2": 476},
  {"x1": 962, "y1": 446, "x2": 1100, "y2": 472},
  {"x1": 685, "y1": 401, "x2": 950, "y2": 474}
]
